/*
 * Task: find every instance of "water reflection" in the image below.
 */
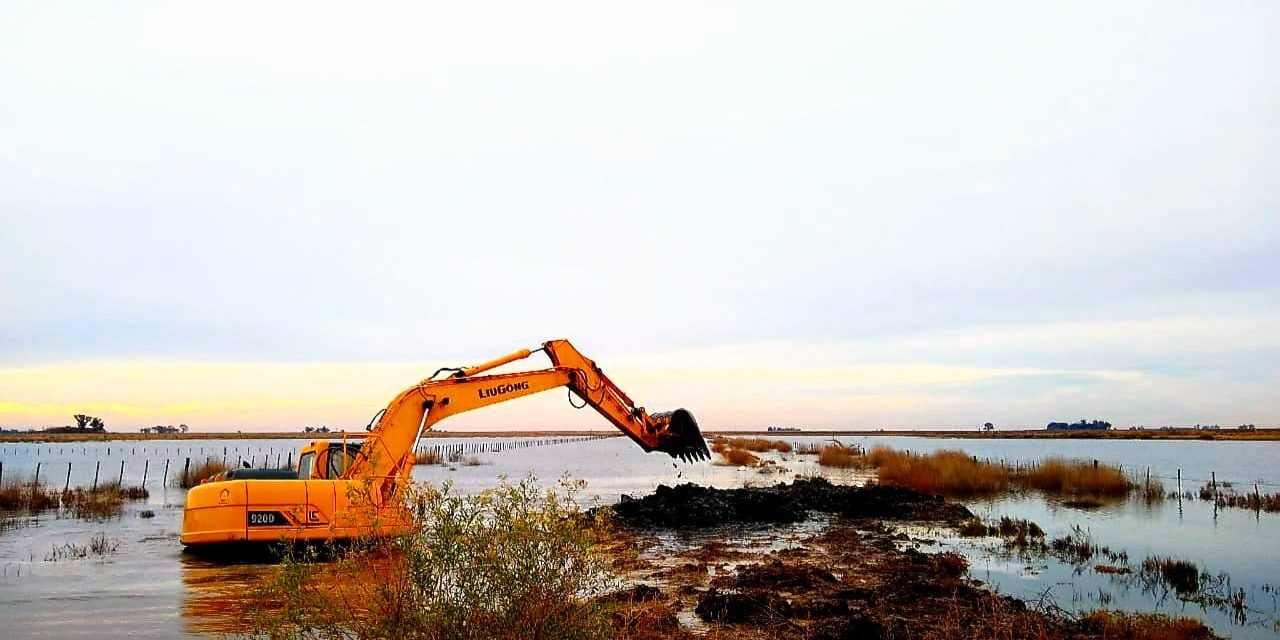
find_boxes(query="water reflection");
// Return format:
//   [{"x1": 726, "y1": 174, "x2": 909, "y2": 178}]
[
  {"x1": 3, "y1": 435, "x2": 1278, "y2": 639},
  {"x1": 180, "y1": 553, "x2": 273, "y2": 636}
]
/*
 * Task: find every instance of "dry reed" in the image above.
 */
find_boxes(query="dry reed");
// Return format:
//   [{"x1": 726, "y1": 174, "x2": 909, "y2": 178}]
[
  {"x1": 1140, "y1": 556, "x2": 1205, "y2": 596},
  {"x1": 174, "y1": 459, "x2": 231, "y2": 488},
  {"x1": 870, "y1": 447, "x2": 1008, "y2": 496},
  {"x1": 720, "y1": 437, "x2": 793, "y2": 453},
  {"x1": 415, "y1": 449, "x2": 443, "y2": 465},
  {"x1": 61, "y1": 482, "x2": 150, "y2": 520},
  {"x1": 716, "y1": 449, "x2": 761, "y2": 467},
  {"x1": 0, "y1": 479, "x2": 60, "y2": 512},
  {"x1": 816, "y1": 444, "x2": 862, "y2": 468},
  {"x1": 856, "y1": 446, "x2": 1134, "y2": 500},
  {"x1": 1078, "y1": 610, "x2": 1216, "y2": 640},
  {"x1": 1019, "y1": 458, "x2": 1130, "y2": 497}
]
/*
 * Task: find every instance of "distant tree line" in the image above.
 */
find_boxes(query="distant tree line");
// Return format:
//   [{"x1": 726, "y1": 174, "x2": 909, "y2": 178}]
[
  {"x1": 140, "y1": 424, "x2": 188, "y2": 434},
  {"x1": 42, "y1": 414, "x2": 109, "y2": 434},
  {"x1": 1046, "y1": 419, "x2": 1111, "y2": 431}
]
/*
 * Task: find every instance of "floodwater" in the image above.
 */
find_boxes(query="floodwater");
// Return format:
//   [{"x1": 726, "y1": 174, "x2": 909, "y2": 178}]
[{"x1": 0, "y1": 435, "x2": 1277, "y2": 638}]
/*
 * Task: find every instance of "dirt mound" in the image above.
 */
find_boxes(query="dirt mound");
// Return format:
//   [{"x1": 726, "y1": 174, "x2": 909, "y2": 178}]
[
  {"x1": 720, "y1": 559, "x2": 837, "y2": 590},
  {"x1": 610, "y1": 477, "x2": 971, "y2": 528},
  {"x1": 695, "y1": 589, "x2": 792, "y2": 624}
]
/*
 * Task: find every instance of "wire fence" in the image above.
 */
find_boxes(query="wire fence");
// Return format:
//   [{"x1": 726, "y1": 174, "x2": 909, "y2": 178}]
[{"x1": 0, "y1": 435, "x2": 619, "y2": 491}]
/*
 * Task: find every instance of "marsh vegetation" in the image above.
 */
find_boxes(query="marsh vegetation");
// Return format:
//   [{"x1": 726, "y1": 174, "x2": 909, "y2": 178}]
[
  {"x1": 243, "y1": 477, "x2": 1226, "y2": 640},
  {"x1": 0, "y1": 478, "x2": 149, "y2": 520},
  {"x1": 249, "y1": 478, "x2": 617, "y2": 640},
  {"x1": 174, "y1": 459, "x2": 232, "y2": 488}
]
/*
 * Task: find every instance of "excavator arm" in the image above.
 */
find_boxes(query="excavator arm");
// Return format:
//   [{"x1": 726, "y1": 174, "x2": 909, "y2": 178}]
[{"x1": 347, "y1": 339, "x2": 709, "y2": 483}]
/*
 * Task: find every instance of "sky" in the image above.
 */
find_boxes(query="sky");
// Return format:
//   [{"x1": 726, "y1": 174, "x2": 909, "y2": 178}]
[{"x1": 1, "y1": 2, "x2": 1277, "y2": 432}]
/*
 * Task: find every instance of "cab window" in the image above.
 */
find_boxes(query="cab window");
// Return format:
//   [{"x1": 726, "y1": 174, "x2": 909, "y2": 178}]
[
  {"x1": 327, "y1": 448, "x2": 351, "y2": 478},
  {"x1": 297, "y1": 452, "x2": 315, "y2": 479}
]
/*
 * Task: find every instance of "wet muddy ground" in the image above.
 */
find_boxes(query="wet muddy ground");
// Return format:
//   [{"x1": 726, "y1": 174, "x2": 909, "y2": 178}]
[
  {"x1": 599, "y1": 480, "x2": 1221, "y2": 639},
  {"x1": 3, "y1": 436, "x2": 1277, "y2": 638}
]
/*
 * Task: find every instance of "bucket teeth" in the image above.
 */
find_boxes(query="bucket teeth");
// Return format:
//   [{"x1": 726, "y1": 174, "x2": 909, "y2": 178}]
[{"x1": 651, "y1": 408, "x2": 709, "y2": 464}]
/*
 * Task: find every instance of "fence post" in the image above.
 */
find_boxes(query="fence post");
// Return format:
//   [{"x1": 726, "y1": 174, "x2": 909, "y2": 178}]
[
  {"x1": 163, "y1": 459, "x2": 170, "y2": 487},
  {"x1": 1211, "y1": 471, "x2": 1217, "y2": 500},
  {"x1": 118, "y1": 459, "x2": 125, "y2": 485},
  {"x1": 65, "y1": 463, "x2": 72, "y2": 491},
  {"x1": 142, "y1": 459, "x2": 149, "y2": 487},
  {"x1": 34, "y1": 462, "x2": 41, "y2": 486},
  {"x1": 93, "y1": 460, "x2": 100, "y2": 491},
  {"x1": 0, "y1": 461, "x2": 4, "y2": 485},
  {"x1": 183, "y1": 458, "x2": 191, "y2": 487}
]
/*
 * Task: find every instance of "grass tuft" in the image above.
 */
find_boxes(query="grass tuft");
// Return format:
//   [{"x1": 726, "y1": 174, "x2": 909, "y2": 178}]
[
  {"x1": 854, "y1": 446, "x2": 1135, "y2": 500},
  {"x1": 716, "y1": 448, "x2": 761, "y2": 467},
  {"x1": 1020, "y1": 458, "x2": 1130, "y2": 497},
  {"x1": 1, "y1": 479, "x2": 148, "y2": 520},
  {"x1": 249, "y1": 477, "x2": 614, "y2": 640},
  {"x1": 1140, "y1": 556, "x2": 1205, "y2": 596},
  {"x1": 0, "y1": 479, "x2": 60, "y2": 512},
  {"x1": 816, "y1": 444, "x2": 862, "y2": 468},
  {"x1": 45, "y1": 533, "x2": 120, "y2": 561},
  {"x1": 1079, "y1": 610, "x2": 1216, "y2": 640},
  {"x1": 174, "y1": 459, "x2": 231, "y2": 488},
  {"x1": 414, "y1": 449, "x2": 443, "y2": 465},
  {"x1": 60, "y1": 482, "x2": 150, "y2": 520},
  {"x1": 871, "y1": 447, "x2": 1008, "y2": 496}
]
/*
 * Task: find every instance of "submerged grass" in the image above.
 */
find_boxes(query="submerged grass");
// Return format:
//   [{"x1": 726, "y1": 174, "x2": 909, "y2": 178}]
[
  {"x1": 0, "y1": 479, "x2": 60, "y2": 512},
  {"x1": 0, "y1": 478, "x2": 149, "y2": 520},
  {"x1": 960, "y1": 516, "x2": 1044, "y2": 539},
  {"x1": 1199, "y1": 483, "x2": 1280, "y2": 512},
  {"x1": 45, "y1": 533, "x2": 120, "y2": 561},
  {"x1": 1140, "y1": 556, "x2": 1206, "y2": 596},
  {"x1": 61, "y1": 482, "x2": 150, "y2": 520},
  {"x1": 1048, "y1": 525, "x2": 1128, "y2": 566}
]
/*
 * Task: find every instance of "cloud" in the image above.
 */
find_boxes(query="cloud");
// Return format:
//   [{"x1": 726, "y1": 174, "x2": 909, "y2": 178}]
[
  {"x1": 1, "y1": 2, "x2": 1276, "y2": 428},
  {"x1": 3, "y1": 308, "x2": 1275, "y2": 430}
]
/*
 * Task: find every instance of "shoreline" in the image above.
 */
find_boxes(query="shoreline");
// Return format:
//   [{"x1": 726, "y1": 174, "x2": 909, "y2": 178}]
[
  {"x1": 1, "y1": 427, "x2": 1276, "y2": 443},
  {"x1": 0, "y1": 430, "x2": 623, "y2": 443},
  {"x1": 713, "y1": 428, "x2": 1280, "y2": 441}
]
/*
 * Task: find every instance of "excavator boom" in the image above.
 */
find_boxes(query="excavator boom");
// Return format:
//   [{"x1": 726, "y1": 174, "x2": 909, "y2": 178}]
[
  {"x1": 349, "y1": 339, "x2": 709, "y2": 483},
  {"x1": 180, "y1": 339, "x2": 707, "y2": 548}
]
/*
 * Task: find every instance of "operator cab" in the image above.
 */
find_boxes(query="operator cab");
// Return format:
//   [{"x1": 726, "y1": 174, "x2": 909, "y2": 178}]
[{"x1": 296, "y1": 440, "x2": 363, "y2": 480}]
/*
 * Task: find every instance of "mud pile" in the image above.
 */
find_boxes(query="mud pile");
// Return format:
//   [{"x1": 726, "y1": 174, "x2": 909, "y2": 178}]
[
  {"x1": 599, "y1": 479, "x2": 1221, "y2": 640},
  {"x1": 603, "y1": 522, "x2": 1222, "y2": 640},
  {"x1": 610, "y1": 477, "x2": 972, "y2": 528}
]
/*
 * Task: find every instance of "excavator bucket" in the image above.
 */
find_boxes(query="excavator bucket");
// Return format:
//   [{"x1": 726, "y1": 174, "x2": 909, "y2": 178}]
[{"x1": 651, "y1": 408, "x2": 711, "y2": 462}]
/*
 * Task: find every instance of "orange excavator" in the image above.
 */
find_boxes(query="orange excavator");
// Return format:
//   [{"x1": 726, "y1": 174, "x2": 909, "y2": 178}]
[{"x1": 180, "y1": 339, "x2": 708, "y2": 548}]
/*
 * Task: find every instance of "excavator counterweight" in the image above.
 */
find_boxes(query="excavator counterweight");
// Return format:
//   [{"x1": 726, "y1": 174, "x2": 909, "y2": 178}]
[{"x1": 180, "y1": 339, "x2": 707, "y2": 548}]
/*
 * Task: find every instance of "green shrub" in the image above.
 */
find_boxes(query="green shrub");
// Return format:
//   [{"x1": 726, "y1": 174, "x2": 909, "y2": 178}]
[{"x1": 248, "y1": 477, "x2": 614, "y2": 640}]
